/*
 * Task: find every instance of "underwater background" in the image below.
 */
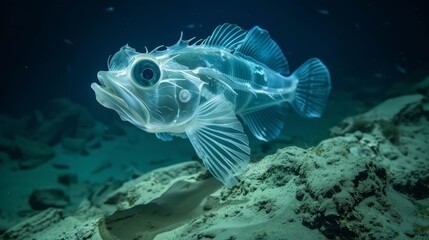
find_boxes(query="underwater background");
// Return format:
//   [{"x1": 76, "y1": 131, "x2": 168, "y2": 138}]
[{"x1": 1, "y1": 0, "x2": 428, "y2": 239}]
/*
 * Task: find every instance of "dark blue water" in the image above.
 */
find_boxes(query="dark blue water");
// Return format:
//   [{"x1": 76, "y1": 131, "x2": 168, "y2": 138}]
[{"x1": 2, "y1": 0, "x2": 428, "y2": 118}]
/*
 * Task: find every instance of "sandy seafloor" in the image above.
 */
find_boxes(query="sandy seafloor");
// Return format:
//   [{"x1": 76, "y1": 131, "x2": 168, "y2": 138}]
[{"x1": 1, "y1": 76, "x2": 428, "y2": 240}]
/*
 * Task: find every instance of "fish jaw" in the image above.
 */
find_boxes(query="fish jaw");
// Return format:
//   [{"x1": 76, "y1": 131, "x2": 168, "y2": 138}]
[{"x1": 91, "y1": 71, "x2": 149, "y2": 129}]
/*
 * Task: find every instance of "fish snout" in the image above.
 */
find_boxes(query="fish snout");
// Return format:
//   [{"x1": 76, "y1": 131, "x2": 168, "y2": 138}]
[
  {"x1": 92, "y1": 70, "x2": 150, "y2": 128},
  {"x1": 96, "y1": 71, "x2": 123, "y2": 96},
  {"x1": 97, "y1": 71, "x2": 113, "y2": 89}
]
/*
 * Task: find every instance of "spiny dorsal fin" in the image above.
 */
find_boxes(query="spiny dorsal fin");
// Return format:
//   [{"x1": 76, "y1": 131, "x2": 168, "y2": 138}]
[
  {"x1": 203, "y1": 24, "x2": 289, "y2": 75},
  {"x1": 202, "y1": 23, "x2": 248, "y2": 50},
  {"x1": 237, "y1": 26, "x2": 289, "y2": 75}
]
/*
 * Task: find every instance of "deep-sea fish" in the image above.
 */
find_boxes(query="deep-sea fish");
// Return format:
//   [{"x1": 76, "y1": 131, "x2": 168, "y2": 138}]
[{"x1": 91, "y1": 23, "x2": 331, "y2": 187}]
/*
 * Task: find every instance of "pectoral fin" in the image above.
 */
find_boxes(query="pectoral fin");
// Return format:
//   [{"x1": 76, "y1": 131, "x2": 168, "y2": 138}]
[{"x1": 186, "y1": 95, "x2": 250, "y2": 187}]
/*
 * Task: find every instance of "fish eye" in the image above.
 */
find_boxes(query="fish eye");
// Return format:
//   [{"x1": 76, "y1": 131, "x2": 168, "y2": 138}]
[
  {"x1": 142, "y1": 68, "x2": 154, "y2": 80},
  {"x1": 132, "y1": 59, "x2": 161, "y2": 87}
]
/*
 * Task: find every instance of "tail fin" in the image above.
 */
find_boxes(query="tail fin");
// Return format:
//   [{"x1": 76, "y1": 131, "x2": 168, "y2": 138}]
[{"x1": 291, "y1": 58, "x2": 331, "y2": 118}]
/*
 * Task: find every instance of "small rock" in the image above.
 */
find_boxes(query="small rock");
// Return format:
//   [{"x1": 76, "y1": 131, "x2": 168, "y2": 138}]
[
  {"x1": 15, "y1": 136, "x2": 54, "y2": 160},
  {"x1": 28, "y1": 188, "x2": 70, "y2": 210},
  {"x1": 62, "y1": 137, "x2": 88, "y2": 155},
  {"x1": 14, "y1": 136, "x2": 54, "y2": 169},
  {"x1": 58, "y1": 173, "x2": 78, "y2": 186},
  {"x1": 254, "y1": 231, "x2": 267, "y2": 240},
  {"x1": 295, "y1": 190, "x2": 305, "y2": 201},
  {"x1": 51, "y1": 163, "x2": 70, "y2": 170},
  {"x1": 202, "y1": 196, "x2": 219, "y2": 211}
]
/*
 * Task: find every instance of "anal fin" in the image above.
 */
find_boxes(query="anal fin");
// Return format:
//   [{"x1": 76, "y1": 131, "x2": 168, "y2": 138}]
[{"x1": 239, "y1": 103, "x2": 288, "y2": 142}]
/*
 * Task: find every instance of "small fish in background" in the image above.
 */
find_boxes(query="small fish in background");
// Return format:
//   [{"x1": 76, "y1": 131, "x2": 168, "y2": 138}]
[
  {"x1": 63, "y1": 38, "x2": 73, "y2": 45},
  {"x1": 184, "y1": 23, "x2": 203, "y2": 29},
  {"x1": 373, "y1": 73, "x2": 385, "y2": 79},
  {"x1": 105, "y1": 6, "x2": 114, "y2": 12},
  {"x1": 91, "y1": 23, "x2": 331, "y2": 187},
  {"x1": 316, "y1": 9, "x2": 330, "y2": 15},
  {"x1": 395, "y1": 63, "x2": 407, "y2": 74}
]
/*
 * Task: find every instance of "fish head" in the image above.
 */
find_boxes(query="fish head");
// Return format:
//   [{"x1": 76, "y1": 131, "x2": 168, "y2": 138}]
[{"x1": 91, "y1": 45, "x2": 203, "y2": 133}]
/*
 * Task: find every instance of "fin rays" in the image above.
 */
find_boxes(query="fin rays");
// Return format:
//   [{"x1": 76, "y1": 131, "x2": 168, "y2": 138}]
[
  {"x1": 240, "y1": 103, "x2": 288, "y2": 142},
  {"x1": 291, "y1": 58, "x2": 331, "y2": 118},
  {"x1": 202, "y1": 23, "x2": 289, "y2": 75},
  {"x1": 186, "y1": 95, "x2": 250, "y2": 188},
  {"x1": 237, "y1": 26, "x2": 289, "y2": 75},
  {"x1": 202, "y1": 23, "x2": 248, "y2": 50}
]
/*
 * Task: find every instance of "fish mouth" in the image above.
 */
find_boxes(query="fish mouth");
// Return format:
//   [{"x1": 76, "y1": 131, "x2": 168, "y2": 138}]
[
  {"x1": 91, "y1": 71, "x2": 124, "y2": 107},
  {"x1": 91, "y1": 71, "x2": 149, "y2": 126},
  {"x1": 94, "y1": 71, "x2": 114, "y2": 91}
]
